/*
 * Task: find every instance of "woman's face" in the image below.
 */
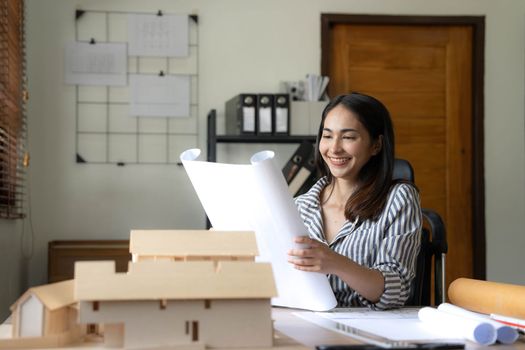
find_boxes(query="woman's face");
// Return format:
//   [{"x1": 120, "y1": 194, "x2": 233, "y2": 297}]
[{"x1": 319, "y1": 105, "x2": 381, "y2": 183}]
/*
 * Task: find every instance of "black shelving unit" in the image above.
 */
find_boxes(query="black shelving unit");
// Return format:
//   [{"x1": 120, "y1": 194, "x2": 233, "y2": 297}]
[{"x1": 206, "y1": 109, "x2": 316, "y2": 162}]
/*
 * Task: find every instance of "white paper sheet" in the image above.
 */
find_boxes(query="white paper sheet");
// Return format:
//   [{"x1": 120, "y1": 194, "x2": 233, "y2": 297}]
[
  {"x1": 180, "y1": 149, "x2": 337, "y2": 311},
  {"x1": 275, "y1": 107, "x2": 289, "y2": 133},
  {"x1": 437, "y1": 303, "x2": 518, "y2": 344},
  {"x1": 64, "y1": 42, "x2": 127, "y2": 86},
  {"x1": 128, "y1": 14, "x2": 188, "y2": 57},
  {"x1": 242, "y1": 107, "x2": 256, "y2": 132},
  {"x1": 295, "y1": 310, "x2": 464, "y2": 344},
  {"x1": 419, "y1": 307, "x2": 497, "y2": 345},
  {"x1": 129, "y1": 74, "x2": 190, "y2": 117},
  {"x1": 258, "y1": 107, "x2": 272, "y2": 132}
]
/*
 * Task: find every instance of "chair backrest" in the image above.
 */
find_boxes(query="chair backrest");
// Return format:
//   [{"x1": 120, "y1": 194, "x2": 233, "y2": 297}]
[
  {"x1": 393, "y1": 158, "x2": 448, "y2": 306},
  {"x1": 393, "y1": 158, "x2": 415, "y2": 183}
]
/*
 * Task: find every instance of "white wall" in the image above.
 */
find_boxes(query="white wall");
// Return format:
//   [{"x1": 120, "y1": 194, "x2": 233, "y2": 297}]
[{"x1": 19, "y1": 0, "x2": 525, "y2": 299}]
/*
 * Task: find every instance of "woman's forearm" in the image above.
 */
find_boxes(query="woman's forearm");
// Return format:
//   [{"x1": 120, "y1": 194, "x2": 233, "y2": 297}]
[{"x1": 331, "y1": 254, "x2": 385, "y2": 303}]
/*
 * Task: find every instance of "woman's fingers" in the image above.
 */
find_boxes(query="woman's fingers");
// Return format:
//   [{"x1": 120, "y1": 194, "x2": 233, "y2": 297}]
[
  {"x1": 287, "y1": 256, "x2": 321, "y2": 272},
  {"x1": 289, "y1": 236, "x2": 322, "y2": 257},
  {"x1": 287, "y1": 256, "x2": 317, "y2": 266},
  {"x1": 287, "y1": 237, "x2": 328, "y2": 272},
  {"x1": 292, "y1": 264, "x2": 321, "y2": 272},
  {"x1": 294, "y1": 236, "x2": 319, "y2": 246},
  {"x1": 287, "y1": 248, "x2": 312, "y2": 257}
]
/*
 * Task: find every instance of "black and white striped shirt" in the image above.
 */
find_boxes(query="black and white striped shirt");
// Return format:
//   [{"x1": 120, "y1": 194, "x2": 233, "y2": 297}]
[{"x1": 295, "y1": 177, "x2": 422, "y2": 309}]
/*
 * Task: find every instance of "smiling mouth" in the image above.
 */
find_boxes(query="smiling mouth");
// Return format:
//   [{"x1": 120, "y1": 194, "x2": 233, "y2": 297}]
[{"x1": 328, "y1": 157, "x2": 350, "y2": 165}]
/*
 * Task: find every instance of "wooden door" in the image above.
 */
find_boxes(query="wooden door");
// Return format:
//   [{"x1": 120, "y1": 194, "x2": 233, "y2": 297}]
[{"x1": 322, "y1": 16, "x2": 485, "y2": 301}]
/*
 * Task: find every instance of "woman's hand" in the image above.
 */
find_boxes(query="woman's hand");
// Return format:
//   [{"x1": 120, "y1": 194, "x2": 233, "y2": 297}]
[
  {"x1": 288, "y1": 236, "x2": 385, "y2": 302},
  {"x1": 287, "y1": 236, "x2": 343, "y2": 274}
]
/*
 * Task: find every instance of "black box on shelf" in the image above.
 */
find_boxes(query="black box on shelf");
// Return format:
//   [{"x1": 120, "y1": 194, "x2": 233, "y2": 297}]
[{"x1": 225, "y1": 94, "x2": 257, "y2": 135}]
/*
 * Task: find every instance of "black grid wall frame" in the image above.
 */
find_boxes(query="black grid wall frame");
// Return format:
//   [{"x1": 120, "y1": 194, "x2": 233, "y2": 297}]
[
  {"x1": 0, "y1": 0, "x2": 27, "y2": 219},
  {"x1": 73, "y1": 10, "x2": 199, "y2": 165}
]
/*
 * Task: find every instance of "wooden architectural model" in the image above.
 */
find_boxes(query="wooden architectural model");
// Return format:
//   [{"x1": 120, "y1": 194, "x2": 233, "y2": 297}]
[
  {"x1": 0, "y1": 230, "x2": 277, "y2": 349},
  {"x1": 0, "y1": 280, "x2": 85, "y2": 349},
  {"x1": 75, "y1": 259, "x2": 276, "y2": 349},
  {"x1": 130, "y1": 229, "x2": 258, "y2": 262}
]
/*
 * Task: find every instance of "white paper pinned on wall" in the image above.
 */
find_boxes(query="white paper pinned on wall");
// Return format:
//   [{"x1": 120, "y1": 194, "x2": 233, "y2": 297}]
[
  {"x1": 129, "y1": 74, "x2": 190, "y2": 118},
  {"x1": 128, "y1": 14, "x2": 189, "y2": 57},
  {"x1": 64, "y1": 42, "x2": 127, "y2": 86}
]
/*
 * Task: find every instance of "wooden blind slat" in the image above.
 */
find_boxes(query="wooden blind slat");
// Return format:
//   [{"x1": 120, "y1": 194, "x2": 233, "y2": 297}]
[{"x1": 0, "y1": 0, "x2": 26, "y2": 219}]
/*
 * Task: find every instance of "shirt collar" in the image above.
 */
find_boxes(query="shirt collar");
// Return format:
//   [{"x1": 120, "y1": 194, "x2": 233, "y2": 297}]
[{"x1": 301, "y1": 176, "x2": 330, "y2": 208}]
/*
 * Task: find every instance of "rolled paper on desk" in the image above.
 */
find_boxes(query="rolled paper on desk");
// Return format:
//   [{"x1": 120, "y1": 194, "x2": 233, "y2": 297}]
[
  {"x1": 438, "y1": 303, "x2": 519, "y2": 344},
  {"x1": 418, "y1": 307, "x2": 497, "y2": 345},
  {"x1": 448, "y1": 278, "x2": 525, "y2": 319}
]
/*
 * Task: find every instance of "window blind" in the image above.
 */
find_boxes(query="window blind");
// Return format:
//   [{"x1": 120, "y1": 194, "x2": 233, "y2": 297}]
[{"x1": 0, "y1": 0, "x2": 27, "y2": 219}]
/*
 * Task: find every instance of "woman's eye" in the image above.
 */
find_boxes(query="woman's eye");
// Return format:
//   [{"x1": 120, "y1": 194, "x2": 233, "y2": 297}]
[
  {"x1": 343, "y1": 136, "x2": 356, "y2": 140},
  {"x1": 322, "y1": 134, "x2": 332, "y2": 139}
]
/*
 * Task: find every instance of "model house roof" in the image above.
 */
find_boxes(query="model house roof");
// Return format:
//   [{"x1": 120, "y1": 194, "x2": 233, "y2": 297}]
[
  {"x1": 10, "y1": 280, "x2": 75, "y2": 312},
  {"x1": 130, "y1": 230, "x2": 259, "y2": 258},
  {"x1": 74, "y1": 260, "x2": 277, "y2": 301}
]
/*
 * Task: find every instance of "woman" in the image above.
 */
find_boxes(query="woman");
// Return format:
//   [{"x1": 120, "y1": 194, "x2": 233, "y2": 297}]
[{"x1": 288, "y1": 93, "x2": 422, "y2": 309}]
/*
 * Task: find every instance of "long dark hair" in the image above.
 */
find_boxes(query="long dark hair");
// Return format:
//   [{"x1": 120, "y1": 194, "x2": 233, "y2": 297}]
[{"x1": 315, "y1": 92, "x2": 395, "y2": 222}]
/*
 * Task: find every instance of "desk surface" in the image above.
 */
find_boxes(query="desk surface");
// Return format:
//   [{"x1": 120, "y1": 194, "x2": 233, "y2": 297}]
[
  {"x1": 272, "y1": 308, "x2": 525, "y2": 350},
  {"x1": 274, "y1": 307, "x2": 358, "y2": 349},
  {"x1": 1, "y1": 308, "x2": 524, "y2": 350}
]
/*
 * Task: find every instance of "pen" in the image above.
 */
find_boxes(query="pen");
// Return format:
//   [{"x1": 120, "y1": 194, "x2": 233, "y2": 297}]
[{"x1": 490, "y1": 313, "x2": 525, "y2": 330}]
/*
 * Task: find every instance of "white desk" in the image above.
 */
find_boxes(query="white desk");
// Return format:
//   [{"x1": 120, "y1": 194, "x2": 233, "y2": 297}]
[
  {"x1": 272, "y1": 308, "x2": 525, "y2": 350},
  {"x1": 1, "y1": 308, "x2": 524, "y2": 350}
]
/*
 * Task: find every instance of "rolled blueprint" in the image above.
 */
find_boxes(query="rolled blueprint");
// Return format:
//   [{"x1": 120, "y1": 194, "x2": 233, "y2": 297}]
[
  {"x1": 418, "y1": 307, "x2": 496, "y2": 345},
  {"x1": 180, "y1": 149, "x2": 337, "y2": 311},
  {"x1": 438, "y1": 303, "x2": 518, "y2": 344},
  {"x1": 448, "y1": 278, "x2": 525, "y2": 319}
]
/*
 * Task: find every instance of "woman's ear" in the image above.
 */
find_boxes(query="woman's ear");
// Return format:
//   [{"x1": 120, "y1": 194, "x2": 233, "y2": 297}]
[{"x1": 372, "y1": 135, "x2": 383, "y2": 155}]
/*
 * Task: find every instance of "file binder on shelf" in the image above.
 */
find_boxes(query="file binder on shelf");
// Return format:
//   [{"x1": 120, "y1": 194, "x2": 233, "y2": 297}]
[
  {"x1": 274, "y1": 93, "x2": 290, "y2": 135},
  {"x1": 225, "y1": 94, "x2": 257, "y2": 135},
  {"x1": 257, "y1": 94, "x2": 274, "y2": 135},
  {"x1": 294, "y1": 149, "x2": 318, "y2": 196},
  {"x1": 282, "y1": 141, "x2": 316, "y2": 197}
]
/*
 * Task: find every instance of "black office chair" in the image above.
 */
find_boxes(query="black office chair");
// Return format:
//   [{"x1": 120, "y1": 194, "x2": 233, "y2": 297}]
[
  {"x1": 393, "y1": 159, "x2": 448, "y2": 306},
  {"x1": 393, "y1": 159, "x2": 415, "y2": 183}
]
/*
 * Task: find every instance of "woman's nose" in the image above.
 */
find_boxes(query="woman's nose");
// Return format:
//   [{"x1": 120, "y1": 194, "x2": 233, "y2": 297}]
[{"x1": 329, "y1": 137, "x2": 342, "y2": 152}]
